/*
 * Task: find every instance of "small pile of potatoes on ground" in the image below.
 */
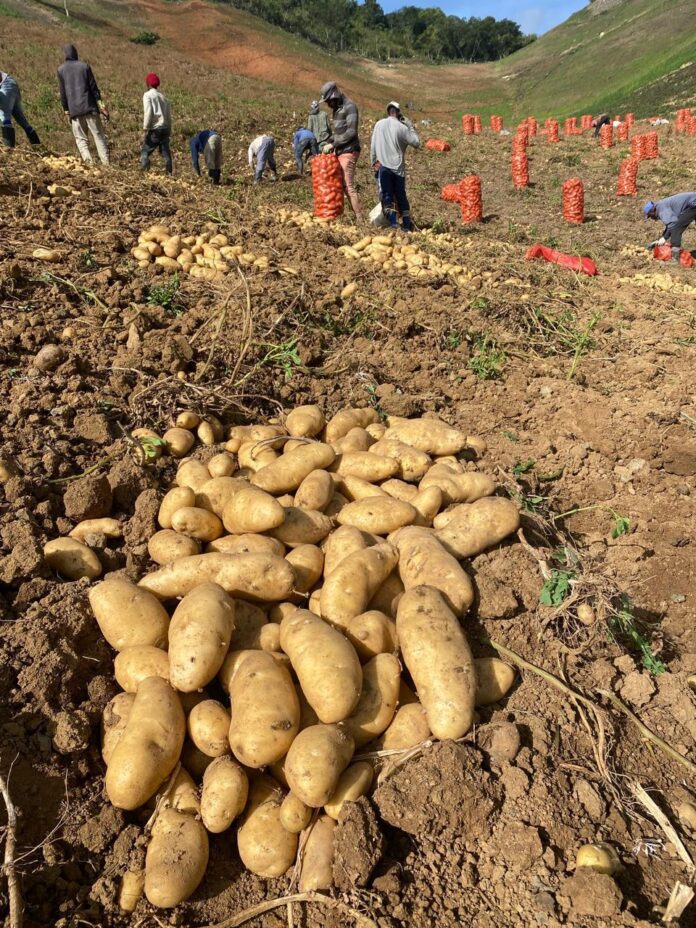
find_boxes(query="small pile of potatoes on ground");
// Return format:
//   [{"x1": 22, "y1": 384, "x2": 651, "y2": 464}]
[
  {"x1": 86, "y1": 406, "x2": 524, "y2": 911},
  {"x1": 275, "y1": 208, "x2": 339, "y2": 230},
  {"x1": 337, "y1": 232, "x2": 475, "y2": 288},
  {"x1": 131, "y1": 225, "x2": 297, "y2": 281},
  {"x1": 618, "y1": 272, "x2": 696, "y2": 295},
  {"x1": 42, "y1": 154, "x2": 95, "y2": 176}
]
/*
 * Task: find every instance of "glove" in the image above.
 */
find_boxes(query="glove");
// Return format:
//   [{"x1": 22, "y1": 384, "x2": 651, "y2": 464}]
[{"x1": 656, "y1": 236, "x2": 666, "y2": 246}]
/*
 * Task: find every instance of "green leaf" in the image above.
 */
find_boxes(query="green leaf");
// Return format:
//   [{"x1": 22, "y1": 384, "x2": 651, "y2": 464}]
[
  {"x1": 611, "y1": 514, "x2": 630, "y2": 538},
  {"x1": 513, "y1": 458, "x2": 535, "y2": 475},
  {"x1": 539, "y1": 569, "x2": 574, "y2": 606}
]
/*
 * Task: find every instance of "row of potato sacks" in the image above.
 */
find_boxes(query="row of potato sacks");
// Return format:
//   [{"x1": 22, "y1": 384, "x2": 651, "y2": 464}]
[{"x1": 86, "y1": 405, "x2": 521, "y2": 911}]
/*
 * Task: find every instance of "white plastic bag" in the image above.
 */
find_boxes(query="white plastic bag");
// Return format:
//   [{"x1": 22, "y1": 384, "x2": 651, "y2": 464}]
[{"x1": 369, "y1": 202, "x2": 389, "y2": 228}]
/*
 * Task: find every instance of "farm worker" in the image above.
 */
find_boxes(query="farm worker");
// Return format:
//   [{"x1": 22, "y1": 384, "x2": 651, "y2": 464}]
[
  {"x1": 141, "y1": 73, "x2": 172, "y2": 175},
  {"x1": 319, "y1": 81, "x2": 362, "y2": 218},
  {"x1": 592, "y1": 113, "x2": 611, "y2": 138},
  {"x1": 370, "y1": 101, "x2": 420, "y2": 232},
  {"x1": 248, "y1": 134, "x2": 278, "y2": 184},
  {"x1": 643, "y1": 193, "x2": 696, "y2": 257},
  {"x1": 58, "y1": 44, "x2": 110, "y2": 165},
  {"x1": 307, "y1": 100, "x2": 332, "y2": 153},
  {"x1": 0, "y1": 72, "x2": 40, "y2": 148},
  {"x1": 190, "y1": 129, "x2": 222, "y2": 185},
  {"x1": 293, "y1": 127, "x2": 318, "y2": 175}
]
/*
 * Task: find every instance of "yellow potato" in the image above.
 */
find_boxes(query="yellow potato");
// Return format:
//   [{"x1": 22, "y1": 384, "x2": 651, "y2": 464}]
[
  {"x1": 269, "y1": 601, "x2": 297, "y2": 624},
  {"x1": 207, "y1": 452, "x2": 236, "y2": 478},
  {"x1": 69, "y1": 518, "x2": 121, "y2": 542},
  {"x1": 206, "y1": 533, "x2": 284, "y2": 556},
  {"x1": 332, "y1": 427, "x2": 374, "y2": 453},
  {"x1": 420, "y1": 467, "x2": 496, "y2": 505},
  {"x1": 322, "y1": 524, "x2": 368, "y2": 576},
  {"x1": 175, "y1": 411, "x2": 201, "y2": 430},
  {"x1": 331, "y1": 452, "x2": 398, "y2": 483},
  {"x1": 158, "y1": 486, "x2": 196, "y2": 529},
  {"x1": 197, "y1": 416, "x2": 224, "y2": 446},
  {"x1": 175, "y1": 460, "x2": 211, "y2": 493},
  {"x1": 380, "y1": 479, "x2": 418, "y2": 502},
  {"x1": 285, "y1": 545, "x2": 324, "y2": 593},
  {"x1": 168, "y1": 583, "x2": 235, "y2": 691},
  {"x1": 138, "y1": 552, "x2": 296, "y2": 602},
  {"x1": 367, "y1": 570, "x2": 404, "y2": 617},
  {"x1": 396, "y1": 586, "x2": 475, "y2": 740},
  {"x1": 101, "y1": 692, "x2": 135, "y2": 764},
  {"x1": 188, "y1": 699, "x2": 231, "y2": 757},
  {"x1": 474, "y1": 657, "x2": 516, "y2": 705},
  {"x1": 324, "y1": 491, "x2": 349, "y2": 517},
  {"x1": 89, "y1": 578, "x2": 169, "y2": 650},
  {"x1": 201, "y1": 756, "x2": 249, "y2": 833},
  {"x1": 118, "y1": 870, "x2": 144, "y2": 913},
  {"x1": 575, "y1": 843, "x2": 621, "y2": 875},
  {"x1": 338, "y1": 496, "x2": 417, "y2": 534},
  {"x1": 196, "y1": 476, "x2": 248, "y2": 518},
  {"x1": 280, "y1": 609, "x2": 362, "y2": 723},
  {"x1": 157, "y1": 767, "x2": 200, "y2": 815},
  {"x1": 384, "y1": 416, "x2": 468, "y2": 455},
  {"x1": 346, "y1": 610, "x2": 397, "y2": 661},
  {"x1": 218, "y1": 649, "x2": 291, "y2": 692},
  {"x1": 230, "y1": 600, "x2": 268, "y2": 648},
  {"x1": 285, "y1": 724, "x2": 355, "y2": 807},
  {"x1": 343, "y1": 653, "x2": 400, "y2": 747},
  {"x1": 260, "y1": 623, "x2": 280, "y2": 651},
  {"x1": 270, "y1": 507, "x2": 333, "y2": 547},
  {"x1": 163, "y1": 427, "x2": 195, "y2": 459},
  {"x1": 320, "y1": 543, "x2": 399, "y2": 631},
  {"x1": 286, "y1": 404, "x2": 326, "y2": 438},
  {"x1": 106, "y1": 677, "x2": 185, "y2": 809},
  {"x1": 226, "y1": 424, "x2": 286, "y2": 453},
  {"x1": 237, "y1": 440, "x2": 278, "y2": 472},
  {"x1": 435, "y1": 497, "x2": 520, "y2": 559},
  {"x1": 369, "y1": 439, "x2": 432, "y2": 482},
  {"x1": 229, "y1": 651, "x2": 299, "y2": 767},
  {"x1": 411, "y1": 485, "x2": 443, "y2": 526},
  {"x1": 325, "y1": 407, "x2": 380, "y2": 442},
  {"x1": 299, "y1": 815, "x2": 336, "y2": 891},
  {"x1": 148, "y1": 529, "x2": 200, "y2": 565},
  {"x1": 145, "y1": 808, "x2": 209, "y2": 908},
  {"x1": 222, "y1": 485, "x2": 286, "y2": 536},
  {"x1": 332, "y1": 473, "x2": 388, "y2": 501},
  {"x1": 279, "y1": 792, "x2": 312, "y2": 833},
  {"x1": 252, "y1": 443, "x2": 336, "y2": 494},
  {"x1": 171, "y1": 506, "x2": 223, "y2": 542},
  {"x1": 295, "y1": 469, "x2": 334, "y2": 511},
  {"x1": 392, "y1": 526, "x2": 474, "y2": 616},
  {"x1": 114, "y1": 646, "x2": 170, "y2": 692},
  {"x1": 237, "y1": 775, "x2": 298, "y2": 878},
  {"x1": 378, "y1": 702, "x2": 430, "y2": 751},
  {"x1": 366, "y1": 422, "x2": 387, "y2": 440},
  {"x1": 44, "y1": 538, "x2": 102, "y2": 580},
  {"x1": 324, "y1": 761, "x2": 373, "y2": 820}
]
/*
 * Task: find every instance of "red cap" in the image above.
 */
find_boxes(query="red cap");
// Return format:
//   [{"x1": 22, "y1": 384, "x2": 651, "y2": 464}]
[{"x1": 145, "y1": 73, "x2": 160, "y2": 88}]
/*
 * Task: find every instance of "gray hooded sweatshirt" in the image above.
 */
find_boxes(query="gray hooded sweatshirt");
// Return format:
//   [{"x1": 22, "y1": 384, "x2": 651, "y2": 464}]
[{"x1": 58, "y1": 44, "x2": 102, "y2": 118}]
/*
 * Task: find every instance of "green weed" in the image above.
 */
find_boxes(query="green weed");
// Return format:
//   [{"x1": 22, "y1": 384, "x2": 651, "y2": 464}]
[
  {"x1": 256, "y1": 339, "x2": 301, "y2": 380},
  {"x1": 608, "y1": 597, "x2": 666, "y2": 675},
  {"x1": 442, "y1": 328, "x2": 464, "y2": 349},
  {"x1": 130, "y1": 31, "x2": 160, "y2": 45},
  {"x1": 513, "y1": 459, "x2": 535, "y2": 475},
  {"x1": 468, "y1": 335, "x2": 506, "y2": 380},
  {"x1": 540, "y1": 568, "x2": 574, "y2": 606},
  {"x1": 146, "y1": 276, "x2": 185, "y2": 316}
]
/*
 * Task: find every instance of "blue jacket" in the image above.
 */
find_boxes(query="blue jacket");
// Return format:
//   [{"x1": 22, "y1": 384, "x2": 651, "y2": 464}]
[
  {"x1": 190, "y1": 129, "x2": 218, "y2": 173},
  {"x1": 656, "y1": 192, "x2": 696, "y2": 237},
  {"x1": 293, "y1": 127, "x2": 316, "y2": 157}
]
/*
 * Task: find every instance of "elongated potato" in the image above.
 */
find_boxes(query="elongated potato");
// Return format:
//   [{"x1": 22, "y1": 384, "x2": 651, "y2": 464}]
[
  {"x1": 237, "y1": 441, "x2": 278, "y2": 472},
  {"x1": 367, "y1": 571, "x2": 404, "y2": 617},
  {"x1": 148, "y1": 529, "x2": 201, "y2": 565},
  {"x1": 380, "y1": 479, "x2": 418, "y2": 502},
  {"x1": 346, "y1": 610, "x2": 397, "y2": 661},
  {"x1": 392, "y1": 526, "x2": 474, "y2": 616},
  {"x1": 285, "y1": 545, "x2": 324, "y2": 593},
  {"x1": 237, "y1": 775, "x2": 298, "y2": 878},
  {"x1": 222, "y1": 485, "x2": 286, "y2": 535},
  {"x1": 188, "y1": 699, "x2": 231, "y2": 757},
  {"x1": 252, "y1": 443, "x2": 336, "y2": 494},
  {"x1": 114, "y1": 646, "x2": 170, "y2": 692},
  {"x1": 159, "y1": 486, "x2": 196, "y2": 528},
  {"x1": 378, "y1": 702, "x2": 430, "y2": 751},
  {"x1": 366, "y1": 421, "x2": 386, "y2": 440},
  {"x1": 69, "y1": 518, "x2": 122, "y2": 542},
  {"x1": 157, "y1": 767, "x2": 200, "y2": 815},
  {"x1": 331, "y1": 452, "x2": 398, "y2": 483},
  {"x1": 411, "y1": 485, "x2": 443, "y2": 527},
  {"x1": 206, "y1": 533, "x2": 284, "y2": 556},
  {"x1": 325, "y1": 407, "x2": 379, "y2": 442},
  {"x1": 44, "y1": 538, "x2": 102, "y2": 580},
  {"x1": 89, "y1": 578, "x2": 169, "y2": 650},
  {"x1": 338, "y1": 496, "x2": 417, "y2": 534},
  {"x1": 325, "y1": 761, "x2": 373, "y2": 820},
  {"x1": 227, "y1": 424, "x2": 286, "y2": 453},
  {"x1": 322, "y1": 524, "x2": 368, "y2": 576},
  {"x1": 163, "y1": 427, "x2": 195, "y2": 459},
  {"x1": 106, "y1": 677, "x2": 185, "y2": 809},
  {"x1": 332, "y1": 427, "x2": 373, "y2": 453},
  {"x1": 420, "y1": 467, "x2": 495, "y2": 505},
  {"x1": 343, "y1": 653, "x2": 400, "y2": 747},
  {"x1": 197, "y1": 415, "x2": 223, "y2": 446},
  {"x1": 332, "y1": 473, "x2": 388, "y2": 501},
  {"x1": 320, "y1": 543, "x2": 399, "y2": 630},
  {"x1": 384, "y1": 417, "x2": 468, "y2": 455},
  {"x1": 176, "y1": 410, "x2": 200, "y2": 430},
  {"x1": 229, "y1": 651, "x2": 299, "y2": 767},
  {"x1": 201, "y1": 756, "x2": 249, "y2": 833},
  {"x1": 218, "y1": 649, "x2": 291, "y2": 692},
  {"x1": 207, "y1": 452, "x2": 236, "y2": 478},
  {"x1": 145, "y1": 808, "x2": 208, "y2": 908},
  {"x1": 270, "y1": 508, "x2": 333, "y2": 548},
  {"x1": 280, "y1": 792, "x2": 312, "y2": 833},
  {"x1": 196, "y1": 476, "x2": 248, "y2": 518},
  {"x1": 295, "y1": 469, "x2": 334, "y2": 511},
  {"x1": 118, "y1": 870, "x2": 144, "y2": 913},
  {"x1": 101, "y1": 692, "x2": 135, "y2": 763},
  {"x1": 168, "y1": 583, "x2": 235, "y2": 691},
  {"x1": 259, "y1": 623, "x2": 280, "y2": 651},
  {"x1": 280, "y1": 609, "x2": 362, "y2": 723},
  {"x1": 286, "y1": 405, "x2": 325, "y2": 438},
  {"x1": 299, "y1": 815, "x2": 336, "y2": 891},
  {"x1": 176, "y1": 460, "x2": 211, "y2": 493},
  {"x1": 171, "y1": 506, "x2": 223, "y2": 542},
  {"x1": 138, "y1": 552, "x2": 296, "y2": 602},
  {"x1": 396, "y1": 586, "x2": 475, "y2": 739},
  {"x1": 369, "y1": 439, "x2": 432, "y2": 482},
  {"x1": 475, "y1": 657, "x2": 516, "y2": 705},
  {"x1": 285, "y1": 724, "x2": 355, "y2": 807},
  {"x1": 435, "y1": 497, "x2": 520, "y2": 559}
]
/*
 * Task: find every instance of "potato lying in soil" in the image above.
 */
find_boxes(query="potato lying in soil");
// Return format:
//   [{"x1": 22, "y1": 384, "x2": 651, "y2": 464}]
[
  {"x1": 196, "y1": 477, "x2": 248, "y2": 519},
  {"x1": 295, "y1": 469, "x2": 334, "y2": 511},
  {"x1": 474, "y1": 657, "x2": 516, "y2": 705},
  {"x1": 325, "y1": 761, "x2": 374, "y2": 820},
  {"x1": 397, "y1": 586, "x2": 476, "y2": 740},
  {"x1": 325, "y1": 406, "x2": 379, "y2": 442},
  {"x1": 206, "y1": 533, "x2": 284, "y2": 556},
  {"x1": 158, "y1": 486, "x2": 196, "y2": 529},
  {"x1": 148, "y1": 529, "x2": 200, "y2": 565},
  {"x1": 378, "y1": 702, "x2": 431, "y2": 751},
  {"x1": 322, "y1": 524, "x2": 369, "y2": 575},
  {"x1": 237, "y1": 775, "x2": 298, "y2": 877},
  {"x1": 270, "y1": 507, "x2": 333, "y2": 547},
  {"x1": 435, "y1": 497, "x2": 520, "y2": 559},
  {"x1": 411, "y1": 485, "x2": 443, "y2": 527},
  {"x1": 188, "y1": 699, "x2": 231, "y2": 757},
  {"x1": 337, "y1": 496, "x2": 417, "y2": 534},
  {"x1": 320, "y1": 542, "x2": 399, "y2": 630},
  {"x1": 227, "y1": 424, "x2": 286, "y2": 453},
  {"x1": 346, "y1": 610, "x2": 398, "y2": 661},
  {"x1": 285, "y1": 544, "x2": 324, "y2": 593},
  {"x1": 176, "y1": 460, "x2": 211, "y2": 493},
  {"x1": 343, "y1": 653, "x2": 400, "y2": 746},
  {"x1": 385, "y1": 416, "x2": 468, "y2": 455},
  {"x1": 44, "y1": 538, "x2": 102, "y2": 580},
  {"x1": 145, "y1": 808, "x2": 209, "y2": 908},
  {"x1": 279, "y1": 792, "x2": 312, "y2": 833},
  {"x1": 369, "y1": 438, "x2": 432, "y2": 482},
  {"x1": 69, "y1": 518, "x2": 121, "y2": 542},
  {"x1": 89, "y1": 578, "x2": 169, "y2": 651},
  {"x1": 222, "y1": 485, "x2": 285, "y2": 534},
  {"x1": 252, "y1": 442, "x2": 336, "y2": 494},
  {"x1": 333, "y1": 426, "x2": 374, "y2": 453},
  {"x1": 101, "y1": 692, "x2": 135, "y2": 763},
  {"x1": 332, "y1": 452, "x2": 398, "y2": 483},
  {"x1": 286, "y1": 404, "x2": 326, "y2": 437},
  {"x1": 285, "y1": 723, "x2": 355, "y2": 807},
  {"x1": 392, "y1": 526, "x2": 474, "y2": 616},
  {"x1": 138, "y1": 552, "x2": 295, "y2": 602},
  {"x1": 200, "y1": 756, "x2": 249, "y2": 833},
  {"x1": 420, "y1": 467, "x2": 495, "y2": 506},
  {"x1": 299, "y1": 815, "x2": 336, "y2": 891},
  {"x1": 171, "y1": 506, "x2": 223, "y2": 542},
  {"x1": 163, "y1": 427, "x2": 195, "y2": 458},
  {"x1": 114, "y1": 646, "x2": 170, "y2": 692},
  {"x1": 168, "y1": 583, "x2": 235, "y2": 692}
]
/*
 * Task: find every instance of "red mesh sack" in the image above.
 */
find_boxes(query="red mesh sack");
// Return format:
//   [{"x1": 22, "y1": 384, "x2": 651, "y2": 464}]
[
  {"x1": 473, "y1": 115, "x2": 482, "y2": 134},
  {"x1": 616, "y1": 158, "x2": 638, "y2": 196},
  {"x1": 516, "y1": 122, "x2": 529, "y2": 142},
  {"x1": 526, "y1": 244, "x2": 598, "y2": 276},
  {"x1": 653, "y1": 244, "x2": 672, "y2": 261},
  {"x1": 312, "y1": 153, "x2": 344, "y2": 220},
  {"x1": 512, "y1": 133, "x2": 528, "y2": 152},
  {"x1": 680, "y1": 250, "x2": 695, "y2": 269},
  {"x1": 462, "y1": 114, "x2": 475, "y2": 135},
  {"x1": 440, "y1": 183, "x2": 462, "y2": 203},
  {"x1": 563, "y1": 178, "x2": 584, "y2": 224},
  {"x1": 564, "y1": 117, "x2": 578, "y2": 136},
  {"x1": 631, "y1": 135, "x2": 646, "y2": 161},
  {"x1": 599, "y1": 123, "x2": 613, "y2": 149},
  {"x1": 527, "y1": 117, "x2": 538, "y2": 137},
  {"x1": 426, "y1": 139, "x2": 451, "y2": 152},
  {"x1": 459, "y1": 175, "x2": 483, "y2": 223},
  {"x1": 546, "y1": 120, "x2": 560, "y2": 143},
  {"x1": 581, "y1": 114, "x2": 593, "y2": 130},
  {"x1": 688, "y1": 117, "x2": 696, "y2": 136},
  {"x1": 512, "y1": 151, "x2": 529, "y2": 189},
  {"x1": 617, "y1": 123, "x2": 629, "y2": 142},
  {"x1": 626, "y1": 113, "x2": 635, "y2": 127},
  {"x1": 644, "y1": 131, "x2": 659, "y2": 159},
  {"x1": 490, "y1": 115, "x2": 503, "y2": 132}
]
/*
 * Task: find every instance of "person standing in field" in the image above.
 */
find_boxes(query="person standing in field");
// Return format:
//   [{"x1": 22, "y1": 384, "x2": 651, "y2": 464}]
[
  {"x1": 591, "y1": 113, "x2": 610, "y2": 137},
  {"x1": 0, "y1": 71, "x2": 40, "y2": 148},
  {"x1": 370, "y1": 101, "x2": 420, "y2": 231},
  {"x1": 141, "y1": 73, "x2": 172, "y2": 175},
  {"x1": 319, "y1": 81, "x2": 361, "y2": 218},
  {"x1": 58, "y1": 44, "x2": 109, "y2": 164},
  {"x1": 293, "y1": 126, "x2": 318, "y2": 175},
  {"x1": 190, "y1": 129, "x2": 223, "y2": 184},
  {"x1": 307, "y1": 99, "x2": 332, "y2": 152},
  {"x1": 248, "y1": 133, "x2": 277, "y2": 183},
  {"x1": 644, "y1": 193, "x2": 696, "y2": 259}
]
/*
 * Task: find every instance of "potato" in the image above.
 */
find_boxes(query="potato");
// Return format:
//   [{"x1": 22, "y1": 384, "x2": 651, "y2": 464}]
[
  {"x1": 420, "y1": 467, "x2": 495, "y2": 505},
  {"x1": 367, "y1": 571, "x2": 404, "y2": 617},
  {"x1": 322, "y1": 525, "x2": 368, "y2": 576},
  {"x1": 238, "y1": 440, "x2": 278, "y2": 472},
  {"x1": 331, "y1": 452, "x2": 398, "y2": 483},
  {"x1": 148, "y1": 529, "x2": 200, "y2": 565},
  {"x1": 332, "y1": 427, "x2": 373, "y2": 453},
  {"x1": 396, "y1": 586, "x2": 475, "y2": 740},
  {"x1": 118, "y1": 870, "x2": 144, "y2": 913},
  {"x1": 325, "y1": 761, "x2": 373, "y2": 820},
  {"x1": 138, "y1": 552, "x2": 296, "y2": 602},
  {"x1": 260, "y1": 623, "x2": 280, "y2": 651},
  {"x1": 176, "y1": 460, "x2": 211, "y2": 493},
  {"x1": 206, "y1": 533, "x2": 284, "y2": 556},
  {"x1": 237, "y1": 775, "x2": 298, "y2": 877},
  {"x1": 411, "y1": 485, "x2": 443, "y2": 527},
  {"x1": 435, "y1": 455, "x2": 463, "y2": 472},
  {"x1": 435, "y1": 497, "x2": 520, "y2": 559},
  {"x1": 196, "y1": 476, "x2": 248, "y2": 518},
  {"x1": 101, "y1": 692, "x2": 135, "y2": 763},
  {"x1": 252, "y1": 443, "x2": 336, "y2": 494},
  {"x1": 158, "y1": 767, "x2": 200, "y2": 815},
  {"x1": 346, "y1": 610, "x2": 397, "y2": 661},
  {"x1": 280, "y1": 609, "x2": 362, "y2": 723},
  {"x1": 270, "y1": 507, "x2": 333, "y2": 548},
  {"x1": 286, "y1": 405, "x2": 326, "y2": 438},
  {"x1": 230, "y1": 601, "x2": 268, "y2": 648},
  {"x1": 227, "y1": 424, "x2": 286, "y2": 453},
  {"x1": 114, "y1": 646, "x2": 170, "y2": 692},
  {"x1": 168, "y1": 583, "x2": 234, "y2": 691},
  {"x1": 201, "y1": 756, "x2": 249, "y2": 833},
  {"x1": 295, "y1": 469, "x2": 334, "y2": 511},
  {"x1": 69, "y1": 518, "x2": 121, "y2": 542},
  {"x1": 181, "y1": 739, "x2": 214, "y2": 780},
  {"x1": 218, "y1": 648, "x2": 290, "y2": 692},
  {"x1": 378, "y1": 702, "x2": 430, "y2": 751},
  {"x1": 325, "y1": 407, "x2": 379, "y2": 442},
  {"x1": 343, "y1": 653, "x2": 400, "y2": 747},
  {"x1": 366, "y1": 422, "x2": 386, "y2": 440},
  {"x1": 197, "y1": 416, "x2": 224, "y2": 446},
  {"x1": 285, "y1": 545, "x2": 324, "y2": 593},
  {"x1": 145, "y1": 808, "x2": 209, "y2": 908},
  {"x1": 207, "y1": 452, "x2": 236, "y2": 478},
  {"x1": 89, "y1": 578, "x2": 169, "y2": 650},
  {"x1": 324, "y1": 491, "x2": 348, "y2": 517},
  {"x1": 280, "y1": 792, "x2": 312, "y2": 833},
  {"x1": 158, "y1": 486, "x2": 196, "y2": 529},
  {"x1": 269, "y1": 601, "x2": 297, "y2": 624},
  {"x1": 229, "y1": 651, "x2": 299, "y2": 766},
  {"x1": 44, "y1": 538, "x2": 102, "y2": 580},
  {"x1": 106, "y1": 677, "x2": 185, "y2": 809},
  {"x1": 380, "y1": 479, "x2": 418, "y2": 502},
  {"x1": 333, "y1": 473, "x2": 388, "y2": 501},
  {"x1": 369, "y1": 439, "x2": 432, "y2": 482},
  {"x1": 163, "y1": 427, "x2": 195, "y2": 459},
  {"x1": 285, "y1": 724, "x2": 355, "y2": 807},
  {"x1": 338, "y1": 497, "x2": 417, "y2": 534},
  {"x1": 176, "y1": 411, "x2": 201, "y2": 430},
  {"x1": 475, "y1": 658, "x2": 516, "y2": 706},
  {"x1": 171, "y1": 506, "x2": 223, "y2": 542},
  {"x1": 220, "y1": 486, "x2": 285, "y2": 538},
  {"x1": 392, "y1": 526, "x2": 474, "y2": 616},
  {"x1": 575, "y1": 843, "x2": 621, "y2": 875},
  {"x1": 320, "y1": 543, "x2": 399, "y2": 631},
  {"x1": 188, "y1": 699, "x2": 231, "y2": 757},
  {"x1": 384, "y1": 416, "x2": 468, "y2": 455},
  {"x1": 299, "y1": 815, "x2": 336, "y2": 891}
]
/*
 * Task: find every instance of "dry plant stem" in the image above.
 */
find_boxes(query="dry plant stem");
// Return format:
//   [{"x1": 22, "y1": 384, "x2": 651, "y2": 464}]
[
  {"x1": 663, "y1": 882, "x2": 695, "y2": 924},
  {"x1": 0, "y1": 772, "x2": 23, "y2": 928},
  {"x1": 631, "y1": 782, "x2": 694, "y2": 871},
  {"x1": 143, "y1": 763, "x2": 181, "y2": 834},
  {"x1": 204, "y1": 891, "x2": 378, "y2": 928}
]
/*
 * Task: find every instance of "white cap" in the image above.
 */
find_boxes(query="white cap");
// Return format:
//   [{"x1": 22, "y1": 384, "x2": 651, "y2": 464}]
[{"x1": 387, "y1": 101, "x2": 400, "y2": 112}]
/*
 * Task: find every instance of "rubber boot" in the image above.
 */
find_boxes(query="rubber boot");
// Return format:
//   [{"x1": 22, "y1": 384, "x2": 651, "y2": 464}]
[
  {"x1": 208, "y1": 168, "x2": 221, "y2": 185},
  {"x1": 672, "y1": 247, "x2": 682, "y2": 262},
  {"x1": 25, "y1": 127, "x2": 41, "y2": 146},
  {"x1": 2, "y1": 126, "x2": 16, "y2": 148}
]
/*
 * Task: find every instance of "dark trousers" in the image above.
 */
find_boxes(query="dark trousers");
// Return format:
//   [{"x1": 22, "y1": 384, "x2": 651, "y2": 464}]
[
  {"x1": 141, "y1": 127, "x2": 173, "y2": 175},
  {"x1": 593, "y1": 115, "x2": 610, "y2": 137},
  {"x1": 295, "y1": 138, "x2": 318, "y2": 174},
  {"x1": 378, "y1": 165, "x2": 412, "y2": 231},
  {"x1": 670, "y1": 207, "x2": 696, "y2": 249}
]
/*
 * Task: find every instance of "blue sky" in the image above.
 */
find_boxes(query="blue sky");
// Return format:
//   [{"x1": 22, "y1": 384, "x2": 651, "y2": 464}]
[{"x1": 378, "y1": 1, "x2": 588, "y2": 35}]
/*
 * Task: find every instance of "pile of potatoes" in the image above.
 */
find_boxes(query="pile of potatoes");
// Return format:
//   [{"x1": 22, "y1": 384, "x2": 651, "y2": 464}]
[
  {"x1": 89, "y1": 405, "x2": 522, "y2": 911},
  {"x1": 337, "y1": 233, "x2": 474, "y2": 288},
  {"x1": 618, "y1": 272, "x2": 696, "y2": 295},
  {"x1": 131, "y1": 225, "x2": 297, "y2": 281},
  {"x1": 276, "y1": 208, "x2": 337, "y2": 230},
  {"x1": 42, "y1": 154, "x2": 95, "y2": 176}
]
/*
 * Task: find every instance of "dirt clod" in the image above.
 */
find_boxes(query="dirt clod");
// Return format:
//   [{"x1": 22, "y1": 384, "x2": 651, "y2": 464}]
[{"x1": 63, "y1": 473, "x2": 113, "y2": 521}]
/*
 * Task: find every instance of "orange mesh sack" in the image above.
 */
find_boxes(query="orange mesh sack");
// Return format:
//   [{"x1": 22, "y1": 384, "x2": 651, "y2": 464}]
[
  {"x1": 462, "y1": 115, "x2": 475, "y2": 135},
  {"x1": 564, "y1": 117, "x2": 579, "y2": 136},
  {"x1": 563, "y1": 178, "x2": 584, "y2": 224},
  {"x1": 617, "y1": 123, "x2": 629, "y2": 142},
  {"x1": 599, "y1": 123, "x2": 613, "y2": 149},
  {"x1": 626, "y1": 113, "x2": 635, "y2": 128},
  {"x1": 526, "y1": 117, "x2": 538, "y2": 136},
  {"x1": 680, "y1": 250, "x2": 695, "y2": 269},
  {"x1": 440, "y1": 183, "x2": 462, "y2": 203},
  {"x1": 616, "y1": 158, "x2": 638, "y2": 196},
  {"x1": 513, "y1": 133, "x2": 528, "y2": 153},
  {"x1": 490, "y1": 115, "x2": 503, "y2": 132},
  {"x1": 426, "y1": 139, "x2": 451, "y2": 152},
  {"x1": 474, "y1": 115, "x2": 482, "y2": 134},
  {"x1": 631, "y1": 135, "x2": 646, "y2": 161},
  {"x1": 459, "y1": 175, "x2": 483, "y2": 223},
  {"x1": 512, "y1": 151, "x2": 529, "y2": 189},
  {"x1": 581, "y1": 114, "x2": 593, "y2": 130},
  {"x1": 644, "y1": 131, "x2": 659, "y2": 159},
  {"x1": 312, "y1": 153, "x2": 344, "y2": 219},
  {"x1": 546, "y1": 120, "x2": 560, "y2": 143},
  {"x1": 516, "y1": 122, "x2": 529, "y2": 142},
  {"x1": 688, "y1": 117, "x2": 696, "y2": 136},
  {"x1": 653, "y1": 244, "x2": 672, "y2": 261}
]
